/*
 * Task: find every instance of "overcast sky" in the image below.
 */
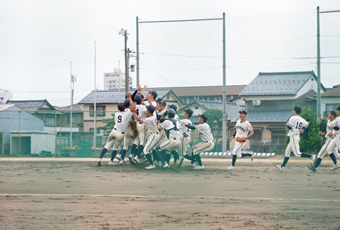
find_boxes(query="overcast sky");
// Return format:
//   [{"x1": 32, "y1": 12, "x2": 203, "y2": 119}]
[{"x1": 1, "y1": 0, "x2": 340, "y2": 106}]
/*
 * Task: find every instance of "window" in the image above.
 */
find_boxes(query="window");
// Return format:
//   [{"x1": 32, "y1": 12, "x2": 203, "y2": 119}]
[
  {"x1": 67, "y1": 116, "x2": 76, "y2": 124},
  {"x1": 326, "y1": 103, "x2": 339, "y2": 112},
  {"x1": 195, "y1": 106, "x2": 199, "y2": 110},
  {"x1": 90, "y1": 106, "x2": 106, "y2": 116},
  {"x1": 45, "y1": 115, "x2": 56, "y2": 126}
]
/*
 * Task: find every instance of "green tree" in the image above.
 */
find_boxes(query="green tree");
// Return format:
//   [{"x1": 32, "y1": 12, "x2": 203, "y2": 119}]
[
  {"x1": 288, "y1": 108, "x2": 323, "y2": 154},
  {"x1": 97, "y1": 113, "x2": 115, "y2": 131},
  {"x1": 204, "y1": 109, "x2": 223, "y2": 141}
]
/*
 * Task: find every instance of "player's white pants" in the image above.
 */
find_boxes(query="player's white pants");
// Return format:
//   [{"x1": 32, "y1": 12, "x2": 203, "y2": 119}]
[
  {"x1": 133, "y1": 122, "x2": 146, "y2": 146},
  {"x1": 143, "y1": 132, "x2": 163, "y2": 155},
  {"x1": 192, "y1": 141, "x2": 214, "y2": 155},
  {"x1": 232, "y1": 140, "x2": 246, "y2": 158},
  {"x1": 285, "y1": 135, "x2": 302, "y2": 157},
  {"x1": 104, "y1": 129, "x2": 124, "y2": 151},
  {"x1": 326, "y1": 135, "x2": 340, "y2": 155},
  {"x1": 317, "y1": 138, "x2": 337, "y2": 159},
  {"x1": 123, "y1": 125, "x2": 136, "y2": 150},
  {"x1": 180, "y1": 136, "x2": 191, "y2": 156},
  {"x1": 159, "y1": 136, "x2": 181, "y2": 154}
]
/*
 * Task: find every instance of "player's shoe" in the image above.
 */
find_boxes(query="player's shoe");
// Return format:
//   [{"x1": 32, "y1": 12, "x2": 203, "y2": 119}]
[
  {"x1": 227, "y1": 165, "x2": 235, "y2": 170},
  {"x1": 307, "y1": 164, "x2": 316, "y2": 173},
  {"x1": 119, "y1": 160, "x2": 125, "y2": 165},
  {"x1": 194, "y1": 165, "x2": 205, "y2": 170},
  {"x1": 177, "y1": 157, "x2": 184, "y2": 168},
  {"x1": 163, "y1": 163, "x2": 170, "y2": 169},
  {"x1": 97, "y1": 161, "x2": 101, "y2": 167},
  {"x1": 250, "y1": 151, "x2": 254, "y2": 161},
  {"x1": 128, "y1": 155, "x2": 134, "y2": 164},
  {"x1": 115, "y1": 154, "x2": 121, "y2": 161},
  {"x1": 145, "y1": 164, "x2": 156, "y2": 170},
  {"x1": 109, "y1": 161, "x2": 115, "y2": 166},
  {"x1": 330, "y1": 164, "x2": 340, "y2": 171},
  {"x1": 187, "y1": 162, "x2": 196, "y2": 167},
  {"x1": 275, "y1": 164, "x2": 283, "y2": 172},
  {"x1": 133, "y1": 156, "x2": 141, "y2": 165},
  {"x1": 154, "y1": 161, "x2": 162, "y2": 167}
]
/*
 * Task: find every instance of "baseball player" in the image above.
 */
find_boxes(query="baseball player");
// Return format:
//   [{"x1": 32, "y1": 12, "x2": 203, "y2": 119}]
[
  {"x1": 228, "y1": 110, "x2": 254, "y2": 169},
  {"x1": 144, "y1": 89, "x2": 157, "y2": 107},
  {"x1": 276, "y1": 105, "x2": 315, "y2": 172},
  {"x1": 168, "y1": 104, "x2": 182, "y2": 163},
  {"x1": 155, "y1": 109, "x2": 181, "y2": 168},
  {"x1": 131, "y1": 104, "x2": 162, "y2": 169},
  {"x1": 184, "y1": 114, "x2": 214, "y2": 170},
  {"x1": 307, "y1": 109, "x2": 340, "y2": 172},
  {"x1": 177, "y1": 108, "x2": 193, "y2": 167},
  {"x1": 97, "y1": 102, "x2": 133, "y2": 166}
]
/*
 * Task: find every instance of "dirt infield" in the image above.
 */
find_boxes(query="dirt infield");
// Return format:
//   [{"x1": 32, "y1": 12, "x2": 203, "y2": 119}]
[{"x1": 0, "y1": 157, "x2": 339, "y2": 230}]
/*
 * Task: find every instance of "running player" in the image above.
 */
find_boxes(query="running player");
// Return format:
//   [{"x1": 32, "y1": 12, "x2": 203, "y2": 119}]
[
  {"x1": 307, "y1": 109, "x2": 340, "y2": 172},
  {"x1": 177, "y1": 108, "x2": 193, "y2": 167},
  {"x1": 227, "y1": 110, "x2": 254, "y2": 169},
  {"x1": 276, "y1": 105, "x2": 315, "y2": 172},
  {"x1": 184, "y1": 114, "x2": 214, "y2": 170},
  {"x1": 97, "y1": 102, "x2": 133, "y2": 166}
]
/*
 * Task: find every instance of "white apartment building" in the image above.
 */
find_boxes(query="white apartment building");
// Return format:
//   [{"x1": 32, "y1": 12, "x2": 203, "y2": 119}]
[{"x1": 104, "y1": 69, "x2": 132, "y2": 90}]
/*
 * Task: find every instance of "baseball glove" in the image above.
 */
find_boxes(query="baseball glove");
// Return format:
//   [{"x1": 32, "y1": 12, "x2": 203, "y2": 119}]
[
  {"x1": 236, "y1": 137, "x2": 246, "y2": 142},
  {"x1": 130, "y1": 105, "x2": 136, "y2": 112}
]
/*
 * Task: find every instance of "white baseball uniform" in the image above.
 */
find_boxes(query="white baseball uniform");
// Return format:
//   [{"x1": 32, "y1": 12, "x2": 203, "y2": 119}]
[
  {"x1": 158, "y1": 119, "x2": 181, "y2": 153},
  {"x1": 317, "y1": 119, "x2": 337, "y2": 158},
  {"x1": 134, "y1": 104, "x2": 147, "y2": 146},
  {"x1": 285, "y1": 115, "x2": 309, "y2": 157},
  {"x1": 180, "y1": 119, "x2": 192, "y2": 156},
  {"x1": 104, "y1": 110, "x2": 133, "y2": 151},
  {"x1": 232, "y1": 120, "x2": 253, "y2": 157},
  {"x1": 142, "y1": 115, "x2": 163, "y2": 155},
  {"x1": 326, "y1": 117, "x2": 340, "y2": 155},
  {"x1": 192, "y1": 123, "x2": 214, "y2": 155}
]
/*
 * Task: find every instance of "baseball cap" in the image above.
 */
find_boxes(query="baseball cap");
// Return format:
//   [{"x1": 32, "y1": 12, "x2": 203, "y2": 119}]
[
  {"x1": 124, "y1": 100, "x2": 130, "y2": 108},
  {"x1": 184, "y1": 108, "x2": 193, "y2": 118},
  {"x1": 118, "y1": 103, "x2": 125, "y2": 111},
  {"x1": 199, "y1": 114, "x2": 208, "y2": 122},
  {"x1": 337, "y1": 105, "x2": 340, "y2": 111},
  {"x1": 147, "y1": 105, "x2": 155, "y2": 114},
  {"x1": 156, "y1": 98, "x2": 163, "y2": 103},
  {"x1": 329, "y1": 109, "x2": 337, "y2": 117},
  {"x1": 134, "y1": 94, "x2": 142, "y2": 104},
  {"x1": 150, "y1": 90, "x2": 158, "y2": 99},
  {"x1": 160, "y1": 100, "x2": 166, "y2": 107},
  {"x1": 168, "y1": 109, "x2": 176, "y2": 118},
  {"x1": 294, "y1": 105, "x2": 302, "y2": 114},
  {"x1": 239, "y1": 110, "x2": 247, "y2": 115},
  {"x1": 169, "y1": 104, "x2": 177, "y2": 111}
]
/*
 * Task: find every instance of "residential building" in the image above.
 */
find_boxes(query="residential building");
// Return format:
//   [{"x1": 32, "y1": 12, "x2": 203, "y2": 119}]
[
  {"x1": 238, "y1": 71, "x2": 325, "y2": 152},
  {"x1": 55, "y1": 104, "x2": 84, "y2": 132},
  {"x1": 104, "y1": 69, "x2": 132, "y2": 90},
  {"x1": 0, "y1": 104, "x2": 45, "y2": 155},
  {"x1": 0, "y1": 89, "x2": 13, "y2": 104},
  {"x1": 321, "y1": 84, "x2": 340, "y2": 115}
]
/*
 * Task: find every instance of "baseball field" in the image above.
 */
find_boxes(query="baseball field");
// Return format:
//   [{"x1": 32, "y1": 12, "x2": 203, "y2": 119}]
[{"x1": 0, "y1": 157, "x2": 339, "y2": 230}]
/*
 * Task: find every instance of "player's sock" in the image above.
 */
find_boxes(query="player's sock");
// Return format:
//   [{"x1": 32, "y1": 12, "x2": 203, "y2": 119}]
[
  {"x1": 136, "y1": 145, "x2": 144, "y2": 158},
  {"x1": 314, "y1": 158, "x2": 322, "y2": 169},
  {"x1": 121, "y1": 149, "x2": 127, "y2": 160},
  {"x1": 110, "y1": 150, "x2": 117, "y2": 161},
  {"x1": 171, "y1": 150, "x2": 179, "y2": 163},
  {"x1": 281, "y1": 157, "x2": 289, "y2": 167},
  {"x1": 153, "y1": 150, "x2": 159, "y2": 162},
  {"x1": 241, "y1": 153, "x2": 251, "y2": 158},
  {"x1": 184, "y1": 154, "x2": 192, "y2": 161},
  {"x1": 231, "y1": 155, "x2": 237, "y2": 166},
  {"x1": 329, "y1": 153, "x2": 338, "y2": 165},
  {"x1": 131, "y1": 144, "x2": 137, "y2": 157},
  {"x1": 156, "y1": 149, "x2": 165, "y2": 165},
  {"x1": 99, "y1": 148, "x2": 107, "y2": 159},
  {"x1": 194, "y1": 154, "x2": 203, "y2": 166},
  {"x1": 301, "y1": 152, "x2": 312, "y2": 158},
  {"x1": 165, "y1": 153, "x2": 171, "y2": 165},
  {"x1": 190, "y1": 152, "x2": 195, "y2": 164},
  {"x1": 146, "y1": 154, "x2": 154, "y2": 165}
]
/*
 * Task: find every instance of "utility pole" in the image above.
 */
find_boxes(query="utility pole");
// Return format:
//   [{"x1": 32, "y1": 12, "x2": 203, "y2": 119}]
[
  {"x1": 93, "y1": 41, "x2": 97, "y2": 154},
  {"x1": 119, "y1": 29, "x2": 129, "y2": 94},
  {"x1": 136, "y1": 17, "x2": 140, "y2": 87},
  {"x1": 222, "y1": 12, "x2": 227, "y2": 153},
  {"x1": 70, "y1": 61, "x2": 74, "y2": 148}
]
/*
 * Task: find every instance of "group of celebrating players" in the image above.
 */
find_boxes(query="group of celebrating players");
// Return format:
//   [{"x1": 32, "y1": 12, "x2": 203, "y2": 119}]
[{"x1": 97, "y1": 85, "x2": 340, "y2": 172}]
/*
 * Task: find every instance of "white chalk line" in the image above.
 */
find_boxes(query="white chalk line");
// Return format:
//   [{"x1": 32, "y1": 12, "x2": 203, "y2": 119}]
[{"x1": 0, "y1": 193, "x2": 339, "y2": 203}]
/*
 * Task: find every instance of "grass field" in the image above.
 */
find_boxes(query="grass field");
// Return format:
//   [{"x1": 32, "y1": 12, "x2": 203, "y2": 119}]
[{"x1": 0, "y1": 157, "x2": 339, "y2": 230}]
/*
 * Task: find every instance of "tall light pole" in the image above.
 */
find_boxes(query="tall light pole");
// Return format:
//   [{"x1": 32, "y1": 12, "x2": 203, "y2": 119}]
[
  {"x1": 70, "y1": 61, "x2": 75, "y2": 148},
  {"x1": 119, "y1": 28, "x2": 129, "y2": 94},
  {"x1": 316, "y1": 6, "x2": 340, "y2": 121},
  {"x1": 93, "y1": 41, "x2": 97, "y2": 154},
  {"x1": 222, "y1": 12, "x2": 227, "y2": 153}
]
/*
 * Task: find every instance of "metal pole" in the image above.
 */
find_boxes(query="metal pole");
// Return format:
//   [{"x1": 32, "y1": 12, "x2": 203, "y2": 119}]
[
  {"x1": 317, "y1": 6, "x2": 321, "y2": 121},
  {"x1": 136, "y1": 16, "x2": 140, "y2": 87},
  {"x1": 70, "y1": 61, "x2": 73, "y2": 148},
  {"x1": 222, "y1": 12, "x2": 227, "y2": 153},
  {"x1": 124, "y1": 32, "x2": 129, "y2": 93},
  {"x1": 94, "y1": 41, "x2": 97, "y2": 154}
]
